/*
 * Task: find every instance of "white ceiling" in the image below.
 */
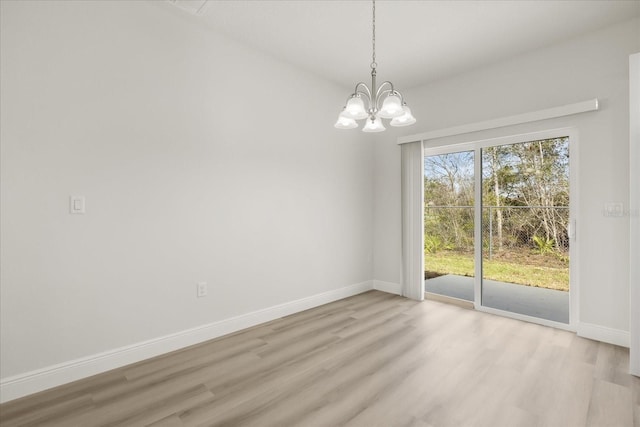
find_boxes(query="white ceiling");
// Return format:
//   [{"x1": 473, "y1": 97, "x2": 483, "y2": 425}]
[{"x1": 169, "y1": 0, "x2": 640, "y2": 90}]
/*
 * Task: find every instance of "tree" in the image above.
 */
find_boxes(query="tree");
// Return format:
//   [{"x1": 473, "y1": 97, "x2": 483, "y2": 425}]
[
  {"x1": 424, "y1": 151, "x2": 474, "y2": 251},
  {"x1": 425, "y1": 137, "x2": 569, "y2": 259},
  {"x1": 482, "y1": 137, "x2": 569, "y2": 253}
]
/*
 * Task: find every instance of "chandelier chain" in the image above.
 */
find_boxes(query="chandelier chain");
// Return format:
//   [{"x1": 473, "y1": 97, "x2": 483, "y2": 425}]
[{"x1": 371, "y1": 0, "x2": 376, "y2": 69}]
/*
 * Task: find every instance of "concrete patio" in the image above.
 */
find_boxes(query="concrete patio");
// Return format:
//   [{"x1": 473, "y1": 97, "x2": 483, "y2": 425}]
[{"x1": 425, "y1": 274, "x2": 569, "y2": 323}]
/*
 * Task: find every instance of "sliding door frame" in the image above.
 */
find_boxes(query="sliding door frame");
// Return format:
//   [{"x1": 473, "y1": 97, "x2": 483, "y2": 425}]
[{"x1": 424, "y1": 127, "x2": 579, "y2": 331}]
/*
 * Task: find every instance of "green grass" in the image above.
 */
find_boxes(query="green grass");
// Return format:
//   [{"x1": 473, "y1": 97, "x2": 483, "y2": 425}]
[{"x1": 425, "y1": 251, "x2": 569, "y2": 291}]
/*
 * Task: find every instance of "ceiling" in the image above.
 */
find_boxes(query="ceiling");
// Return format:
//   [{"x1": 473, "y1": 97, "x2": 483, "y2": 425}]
[{"x1": 167, "y1": 0, "x2": 640, "y2": 90}]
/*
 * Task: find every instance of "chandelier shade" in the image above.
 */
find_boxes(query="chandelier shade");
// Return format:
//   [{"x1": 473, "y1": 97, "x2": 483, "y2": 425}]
[
  {"x1": 334, "y1": 0, "x2": 415, "y2": 132},
  {"x1": 362, "y1": 115, "x2": 386, "y2": 132},
  {"x1": 334, "y1": 115, "x2": 359, "y2": 129},
  {"x1": 343, "y1": 96, "x2": 368, "y2": 120},
  {"x1": 378, "y1": 94, "x2": 404, "y2": 118},
  {"x1": 390, "y1": 105, "x2": 416, "y2": 127}
]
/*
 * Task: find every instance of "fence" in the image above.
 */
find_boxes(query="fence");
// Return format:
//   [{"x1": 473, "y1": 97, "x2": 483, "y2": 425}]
[{"x1": 424, "y1": 205, "x2": 569, "y2": 258}]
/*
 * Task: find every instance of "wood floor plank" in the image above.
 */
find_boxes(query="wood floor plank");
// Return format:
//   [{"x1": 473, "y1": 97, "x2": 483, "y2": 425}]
[
  {"x1": 146, "y1": 414, "x2": 184, "y2": 427},
  {"x1": 0, "y1": 395, "x2": 94, "y2": 427},
  {"x1": 100, "y1": 385, "x2": 212, "y2": 427},
  {"x1": 193, "y1": 321, "x2": 418, "y2": 426},
  {"x1": 1, "y1": 290, "x2": 637, "y2": 427},
  {"x1": 0, "y1": 371, "x2": 125, "y2": 421},
  {"x1": 540, "y1": 356, "x2": 594, "y2": 427},
  {"x1": 586, "y1": 379, "x2": 634, "y2": 426},
  {"x1": 122, "y1": 337, "x2": 267, "y2": 382},
  {"x1": 595, "y1": 341, "x2": 634, "y2": 388}
]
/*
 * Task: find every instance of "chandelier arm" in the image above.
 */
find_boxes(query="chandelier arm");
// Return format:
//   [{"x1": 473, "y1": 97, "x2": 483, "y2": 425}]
[
  {"x1": 354, "y1": 82, "x2": 373, "y2": 101},
  {"x1": 353, "y1": 84, "x2": 373, "y2": 114},
  {"x1": 375, "y1": 81, "x2": 395, "y2": 100},
  {"x1": 394, "y1": 90, "x2": 406, "y2": 107},
  {"x1": 372, "y1": 82, "x2": 395, "y2": 111},
  {"x1": 377, "y1": 89, "x2": 405, "y2": 102},
  {"x1": 356, "y1": 91, "x2": 373, "y2": 110}
]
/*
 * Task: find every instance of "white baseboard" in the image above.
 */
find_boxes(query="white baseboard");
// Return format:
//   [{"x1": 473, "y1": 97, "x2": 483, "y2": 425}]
[
  {"x1": 577, "y1": 322, "x2": 630, "y2": 348},
  {"x1": 0, "y1": 281, "x2": 373, "y2": 404},
  {"x1": 373, "y1": 280, "x2": 402, "y2": 295}
]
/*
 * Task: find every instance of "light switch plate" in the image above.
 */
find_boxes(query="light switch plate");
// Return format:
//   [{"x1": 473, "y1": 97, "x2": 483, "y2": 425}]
[
  {"x1": 197, "y1": 282, "x2": 208, "y2": 298},
  {"x1": 70, "y1": 196, "x2": 85, "y2": 214},
  {"x1": 604, "y1": 202, "x2": 623, "y2": 217}
]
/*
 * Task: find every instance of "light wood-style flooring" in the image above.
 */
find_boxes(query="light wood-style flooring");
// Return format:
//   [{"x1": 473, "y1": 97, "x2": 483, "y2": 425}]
[{"x1": 1, "y1": 290, "x2": 638, "y2": 426}]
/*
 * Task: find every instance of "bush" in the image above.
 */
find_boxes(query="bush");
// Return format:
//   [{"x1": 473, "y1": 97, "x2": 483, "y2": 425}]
[
  {"x1": 532, "y1": 235, "x2": 555, "y2": 255},
  {"x1": 425, "y1": 235, "x2": 444, "y2": 254}
]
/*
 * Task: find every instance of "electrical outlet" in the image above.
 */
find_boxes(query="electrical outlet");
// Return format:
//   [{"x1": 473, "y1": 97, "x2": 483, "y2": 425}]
[{"x1": 197, "y1": 282, "x2": 208, "y2": 298}]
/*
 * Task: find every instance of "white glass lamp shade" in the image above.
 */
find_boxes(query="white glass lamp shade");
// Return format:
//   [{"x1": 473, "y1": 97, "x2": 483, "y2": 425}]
[
  {"x1": 390, "y1": 106, "x2": 416, "y2": 127},
  {"x1": 334, "y1": 115, "x2": 358, "y2": 129},
  {"x1": 362, "y1": 116, "x2": 386, "y2": 133},
  {"x1": 343, "y1": 96, "x2": 368, "y2": 120},
  {"x1": 378, "y1": 94, "x2": 403, "y2": 118}
]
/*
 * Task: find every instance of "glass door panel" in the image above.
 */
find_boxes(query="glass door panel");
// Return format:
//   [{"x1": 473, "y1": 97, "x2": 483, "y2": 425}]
[
  {"x1": 480, "y1": 138, "x2": 570, "y2": 323},
  {"x1": 424, "y1": 150, "x2": 475, "y2": 302}
]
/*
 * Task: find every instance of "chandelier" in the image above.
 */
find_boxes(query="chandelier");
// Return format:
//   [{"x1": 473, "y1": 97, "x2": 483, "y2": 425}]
[{"x1": 335, "y1": 0, "x2": 416, "y2": 132}]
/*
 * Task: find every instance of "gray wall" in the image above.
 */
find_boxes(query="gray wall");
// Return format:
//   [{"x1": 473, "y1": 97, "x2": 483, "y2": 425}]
[
  {"x1": 0, "y1": 0, "x2": 373, "y2": 381},
  {"x1": 373, "y1": 18, "x2": 640, "y2": 336}
]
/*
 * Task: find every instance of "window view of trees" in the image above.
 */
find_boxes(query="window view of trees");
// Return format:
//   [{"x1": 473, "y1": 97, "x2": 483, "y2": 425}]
[
  {"x1": 424, "y1": 150, "x2": 474, "y2": 255},
  {"x1": 424, "y1": 137, "x2": 570, "y2": 291}
]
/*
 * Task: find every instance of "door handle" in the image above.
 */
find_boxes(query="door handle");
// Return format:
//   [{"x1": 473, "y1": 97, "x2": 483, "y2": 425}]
[{"x1": 567, "y1": 219, "x2": 576, "y2": 240}]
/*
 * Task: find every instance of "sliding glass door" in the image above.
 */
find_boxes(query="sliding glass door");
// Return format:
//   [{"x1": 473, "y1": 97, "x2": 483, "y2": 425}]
[{"x1": 424, "y1": 132, "x2": 573, "y2": 326}]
